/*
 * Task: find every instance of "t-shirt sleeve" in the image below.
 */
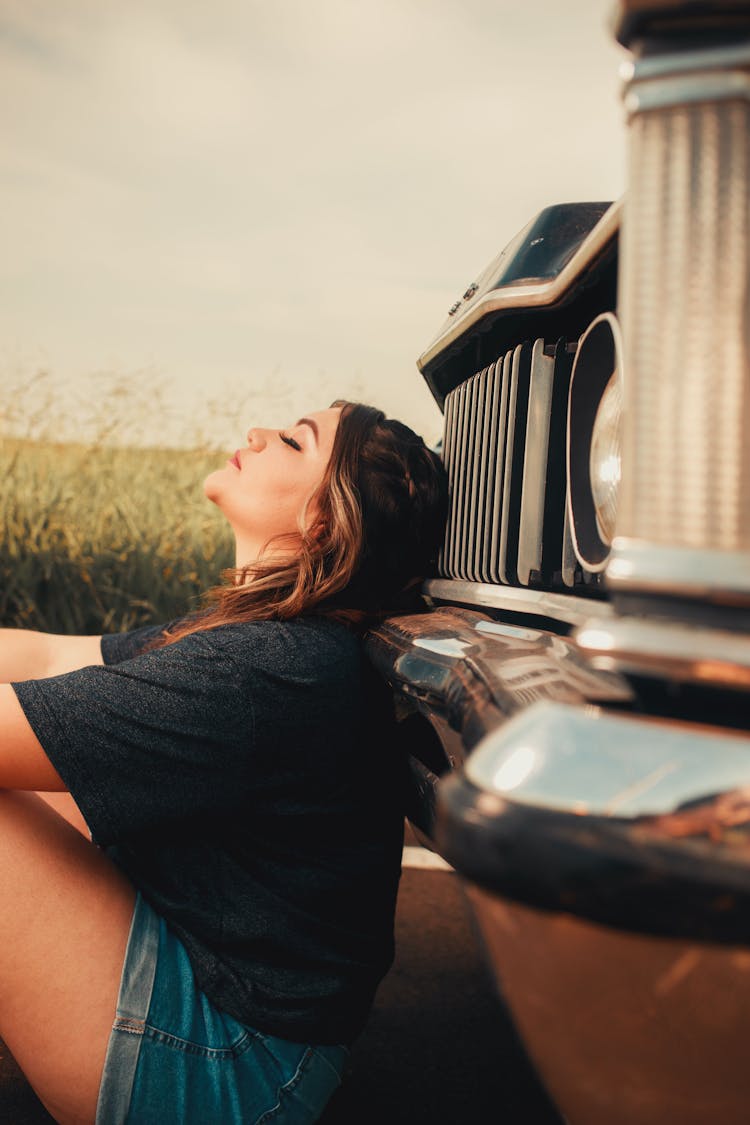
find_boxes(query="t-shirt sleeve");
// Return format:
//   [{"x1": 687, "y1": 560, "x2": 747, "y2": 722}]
[
  {"x1": 12, "y1": 631, "x2": 255, "y2": 846},
  {"x1": 100, "y1": 621, "x2": 175, "y2": 664}
]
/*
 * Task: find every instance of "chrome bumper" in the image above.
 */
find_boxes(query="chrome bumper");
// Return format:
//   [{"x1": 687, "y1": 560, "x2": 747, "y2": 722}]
[
  {"x1": 438, "y1": 702, "x2": 750, "y2": 1125},
  {"x1": 438, "y1": 700, "x2": 750, "y2": 943},
  {"x1": 365, "y1": 607, "x2": 630, "y2": 838}
]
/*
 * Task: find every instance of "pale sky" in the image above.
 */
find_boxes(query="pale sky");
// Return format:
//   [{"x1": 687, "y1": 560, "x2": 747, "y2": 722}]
[{"x1": 0, "y1": 0, "x2": 626, "y2": 448}]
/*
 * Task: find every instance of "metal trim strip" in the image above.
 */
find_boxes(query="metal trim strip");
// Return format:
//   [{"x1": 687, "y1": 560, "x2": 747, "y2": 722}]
[
  {"x1": 423, "y1": 577, "x2": 613, "y2": 627},
  {"x1": 438, "y1": 386, "x2": 457, "y2": 574},
  {"x1": 460, "y1": 371, "x2": 481, "y2": 580},
  {"x1": 448, "y1": 381, "x2": 467, "y2": 576},
  {"x1": 417, "y1": 201, "x2": 622, "y2": 372},
  {"x1": 607, "y1": 540, "x2": 750, "y2": 601},
  {"x1": 517, "y1": 340, "x2": 555, "y2": 586},
  {"x1": 473, "y1": 362, "x2": 496, "y2": 583},
  {"x1": 465, "y1": 366, "x2": 488, "y2": 582},
  {"x1": 452, "y1": 380, "x2": 470, "y2": 577},
  {"x1": 575, "y1": 614, "x2": 750, "y2": 689},
  {"x1": 499, "y1": 343, "x2": 532, "y2": 584},
  {"x1": 489, "y1": 350, "x2": 513, "y2": 584}
]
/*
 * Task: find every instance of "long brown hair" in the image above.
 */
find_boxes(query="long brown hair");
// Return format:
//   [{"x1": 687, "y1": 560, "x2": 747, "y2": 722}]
[{"x1": 154, "y1": 401, "x2": 448, "y2": 646}]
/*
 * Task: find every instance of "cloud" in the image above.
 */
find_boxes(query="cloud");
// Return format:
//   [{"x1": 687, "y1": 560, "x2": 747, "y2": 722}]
[{"x1": 0, "y1": 0, "x2": 626, "y2": 445}]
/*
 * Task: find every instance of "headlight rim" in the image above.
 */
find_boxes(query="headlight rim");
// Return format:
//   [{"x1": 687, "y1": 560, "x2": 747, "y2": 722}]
[{"x1": 567, "y1": 311, "x2": 624, "y2": 574}]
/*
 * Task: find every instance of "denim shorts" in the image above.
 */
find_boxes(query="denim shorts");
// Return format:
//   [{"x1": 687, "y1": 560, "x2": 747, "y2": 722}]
[{"x1": 96, "y1": 893, "x2": 349, "y2": 1124}]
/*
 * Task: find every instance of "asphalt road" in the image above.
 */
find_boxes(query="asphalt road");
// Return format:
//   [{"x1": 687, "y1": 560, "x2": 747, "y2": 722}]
[
  {"x1": 321, "y1": 857, "x2": 562, "y2": 1125},
  {"x1": 0, "y1": 852, "x2": 562, "y2": 1124}
]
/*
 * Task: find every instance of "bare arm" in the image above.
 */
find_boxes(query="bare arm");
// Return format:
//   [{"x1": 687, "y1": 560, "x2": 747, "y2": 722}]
[
  {"x1": 0, "y1": 629, "x2": 103, "y2": 684},
  {"x1": 0, "y1": 632, "x2": 100, "y2": 817}
]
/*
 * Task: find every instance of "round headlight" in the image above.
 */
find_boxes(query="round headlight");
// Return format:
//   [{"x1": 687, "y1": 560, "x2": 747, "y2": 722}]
[
  {"x1": 567, "y1": 312, "x2": 624, "y2": 573},
  {"x1": 590, "y1": 372, "x2": 622, "y2": 545}
]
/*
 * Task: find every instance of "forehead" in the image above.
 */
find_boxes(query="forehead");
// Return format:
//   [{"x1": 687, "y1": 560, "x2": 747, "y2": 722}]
[{"x1": 304, "y1": 406, "x2": 342, "y2": 445}]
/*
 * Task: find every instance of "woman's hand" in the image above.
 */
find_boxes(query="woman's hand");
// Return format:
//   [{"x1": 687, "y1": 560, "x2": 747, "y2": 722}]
[{"x1": 0, "y1": 630, "x2": 103, "y2": 684}]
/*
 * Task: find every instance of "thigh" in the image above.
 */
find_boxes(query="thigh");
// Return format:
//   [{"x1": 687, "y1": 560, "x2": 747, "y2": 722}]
[
  {"x1": 34, "y1": 790, "x2": 90, "y2": 837},
  {"x1": 0, "y1": 791, "x2": 136, "y2": 1125}
]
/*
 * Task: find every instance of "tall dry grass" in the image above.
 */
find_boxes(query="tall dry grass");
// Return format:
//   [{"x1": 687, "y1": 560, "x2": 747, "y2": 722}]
[{"x1": 0, "y1": 435, "x2": 233, "y2": 634}]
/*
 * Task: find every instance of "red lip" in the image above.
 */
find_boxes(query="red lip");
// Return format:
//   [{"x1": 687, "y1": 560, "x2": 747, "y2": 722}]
[{"x1": 228, "y1": 451, "x2": 242, "y2": 470}]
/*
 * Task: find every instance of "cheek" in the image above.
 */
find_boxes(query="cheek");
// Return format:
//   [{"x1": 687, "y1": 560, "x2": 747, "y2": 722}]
[{"x1": 204, "y1": 460, "x2": 321, "y2": 536}]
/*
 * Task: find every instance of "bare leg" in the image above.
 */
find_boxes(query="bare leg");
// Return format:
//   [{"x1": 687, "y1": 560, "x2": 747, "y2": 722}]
[
  {"x1": 0, "y1": 791, "x2": 136, "y2": 1125},
  {"x1": 34, "y1": 792, "x2": 90, "y2": 838}
]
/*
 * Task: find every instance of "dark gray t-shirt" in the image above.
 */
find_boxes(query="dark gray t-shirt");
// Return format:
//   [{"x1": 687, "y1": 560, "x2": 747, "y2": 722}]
[{"x1": 13, "y1": 616, "x2": 405, "y2": 1044}]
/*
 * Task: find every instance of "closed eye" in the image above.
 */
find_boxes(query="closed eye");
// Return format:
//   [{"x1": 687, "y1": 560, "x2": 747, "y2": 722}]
[{"x1": 279, "y1": 432, "x2": 302, "y2": 451}]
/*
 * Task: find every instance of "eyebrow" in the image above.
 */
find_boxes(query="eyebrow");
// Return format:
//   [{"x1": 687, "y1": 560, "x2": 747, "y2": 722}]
[{"x1": 296, "y1": 417, "x2": 319, "y2": 445}]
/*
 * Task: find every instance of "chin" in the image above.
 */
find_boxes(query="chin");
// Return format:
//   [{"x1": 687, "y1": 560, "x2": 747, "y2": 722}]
[{"x1": 203, "y1": 468, "x2": 224, "y2": 503}]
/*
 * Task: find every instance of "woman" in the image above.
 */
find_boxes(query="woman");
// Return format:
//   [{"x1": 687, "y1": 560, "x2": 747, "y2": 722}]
[{"x1": 0, "y1": 401, "x2": 447, "y2": 1125}]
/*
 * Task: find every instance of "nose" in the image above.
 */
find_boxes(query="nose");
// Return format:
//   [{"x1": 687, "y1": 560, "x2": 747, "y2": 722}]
[{"x1": 245, "y1": 427, "x2": 267, "y2": 451}]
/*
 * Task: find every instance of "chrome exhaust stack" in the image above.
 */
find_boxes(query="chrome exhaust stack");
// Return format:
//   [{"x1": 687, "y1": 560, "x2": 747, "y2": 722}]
[
  {"x1": 577, "y1": 2, "x2": 750, "y2": 686},
  {"x1": 608, "y1": 3, "x2": 750, "y2": 613}
]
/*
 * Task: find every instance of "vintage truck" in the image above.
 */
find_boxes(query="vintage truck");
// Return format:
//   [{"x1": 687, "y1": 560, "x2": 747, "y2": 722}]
[{"x1": 365, "y1": 3, "x2": 750, "y2": 1123}]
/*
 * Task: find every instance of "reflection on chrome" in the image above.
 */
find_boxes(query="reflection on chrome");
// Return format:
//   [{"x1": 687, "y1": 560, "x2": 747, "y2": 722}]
[
  {"x1": 413, "y1": 635, "x2": 473, "y2": 658},
  {"x1": 466, "y1": 701, "x2": 750, "y2": 820},
  {"x1": 441, "y1": 701, "x2": 750, "y2": 944},
  {"x1": 590, "y1": 371, "x2": 623, "y2": 545},
  {"x1": 575, "y1": 626, "x2": 616, "y2": 652},
  {"x1": 575, "y1": 614, "x2": 750, "y2": 689},
  {"x1": 491, "y1": 746, "x2": 538, "y2": 793}
]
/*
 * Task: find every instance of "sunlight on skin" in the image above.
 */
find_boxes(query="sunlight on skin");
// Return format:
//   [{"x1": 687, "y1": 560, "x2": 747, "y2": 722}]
[{"x1": 203, "y1": 406, "x2": 342, "y2": 568}]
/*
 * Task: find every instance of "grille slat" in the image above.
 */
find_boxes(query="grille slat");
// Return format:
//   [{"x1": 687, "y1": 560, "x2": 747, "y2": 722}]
[
  {"x1": 472, "y1": 362, "x2": 496, "y2": 582},
  {"x1": 461, "y1": 369, "x2": 483, "y2": 580},
  {"x1": 488, "y1": 349, "x2": 513, "y2": 585},
  {"x1": 541, "y1": 340, "x2": 576, "y2": 583},
  {"x1": 458, "y1": 375, "x2": 474, "y2": 580},
  {"x1": 480, "y1": 360, "x2": 503, "y2": 584},
  {"x1": 439, "y1": 388, "x2": 458, "y2": 572},
  {"x1": 499, "y1": 342, "x2": 532, "y2": 584},
  {"x1": 445, "y1": 380, "x2": 463, "y2": 575},
  {"x1": 517, "y1": 340, "x2": 556, "y2": 587},
  {"x1": 451, "y1": 381, "x2": 470, "y2": 577}
]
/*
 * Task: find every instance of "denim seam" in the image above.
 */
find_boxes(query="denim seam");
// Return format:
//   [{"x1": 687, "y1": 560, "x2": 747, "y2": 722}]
[
  {"x1": 310, "y1": 1047, "x2": 346, "y2": 1083},
  {"x1": 141, "y1": 1024, "x2": 256, "y2": 1061},
  {"x1": 254, "y1": 1048, "x2": 315, "y2": 1124},
  {"x1": 112, "y1": 1017, "x2": 146, "y2": 1036},
  {"x1": 95, "y1": 893, "x2": 159, "y2": 1125}
]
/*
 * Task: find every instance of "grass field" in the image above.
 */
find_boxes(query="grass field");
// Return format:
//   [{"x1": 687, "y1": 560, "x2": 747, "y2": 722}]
[{"x1": 0, "y1": 436, "x2": 233, "y2": 634}]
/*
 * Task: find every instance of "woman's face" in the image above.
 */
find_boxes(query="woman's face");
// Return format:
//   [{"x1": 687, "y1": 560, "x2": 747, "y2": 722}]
[{"x1": 204, "y1": 406, "x2": 342, "y2": 562}]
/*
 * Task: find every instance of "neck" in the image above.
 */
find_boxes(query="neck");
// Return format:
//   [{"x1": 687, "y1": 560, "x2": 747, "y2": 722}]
[{"x1": 233, "y1": 533, "x2": 301, "y2": 573}]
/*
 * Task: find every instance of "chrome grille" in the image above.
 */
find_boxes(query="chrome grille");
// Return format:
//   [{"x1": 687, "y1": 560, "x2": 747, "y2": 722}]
[{"x1": 439, "y1": 338, "x2": 576, "y2": 588}]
